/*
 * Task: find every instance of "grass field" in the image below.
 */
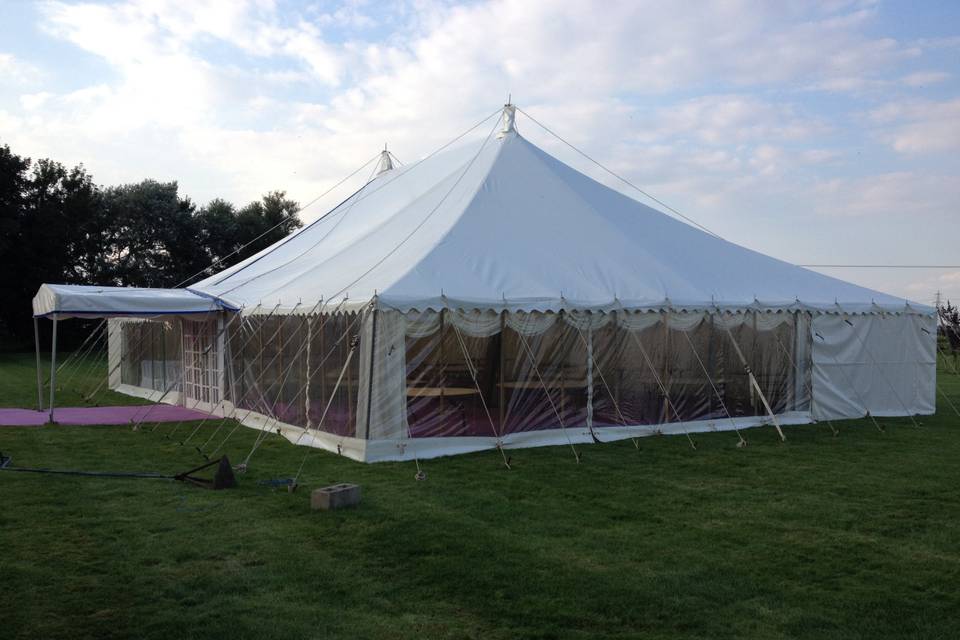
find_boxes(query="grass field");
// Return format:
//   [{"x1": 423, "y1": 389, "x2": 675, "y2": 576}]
[{"x1": 2, "y1": 352, "x2": 960, "y2": 639}]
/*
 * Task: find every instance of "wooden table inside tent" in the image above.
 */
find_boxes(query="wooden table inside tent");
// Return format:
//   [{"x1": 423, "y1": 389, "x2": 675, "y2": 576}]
[
  {"x1": 497, "y1": 380, "x2": 587, "y2": 390},
  {"x1": 406, "y1": 386, "x2": 479, "y2": 397}
]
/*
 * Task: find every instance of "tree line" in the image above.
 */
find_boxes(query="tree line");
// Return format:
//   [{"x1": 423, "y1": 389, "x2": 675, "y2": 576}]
[{"x1": 0, "y1": 143, "x2": 302, "y2": 347}]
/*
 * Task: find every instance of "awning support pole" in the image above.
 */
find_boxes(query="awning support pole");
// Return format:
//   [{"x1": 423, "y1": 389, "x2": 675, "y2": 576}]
[
  {"x1": 34, "y1": 317, "x2": 43, "y2": 412},
  {"x1": 48, "y1": 317, "x2": 58, "y2": 423}
]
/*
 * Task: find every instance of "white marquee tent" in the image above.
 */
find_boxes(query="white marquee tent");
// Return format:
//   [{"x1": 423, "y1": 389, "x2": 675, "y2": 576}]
[{"x1": 33, "y1": 105, "x2": 936, "y2": 462}]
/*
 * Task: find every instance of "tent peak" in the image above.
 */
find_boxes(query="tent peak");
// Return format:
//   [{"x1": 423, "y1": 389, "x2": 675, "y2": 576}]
[
  {"x1": 374, "y1": 146, "x2": 394, "y2": 176},
  {"x1": 497, "y1": 103, "x2": 517, "y2": 139}
]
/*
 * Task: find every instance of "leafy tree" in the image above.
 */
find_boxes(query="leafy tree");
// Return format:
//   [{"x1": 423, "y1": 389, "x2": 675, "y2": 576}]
[
  {"x1": 95, "y1": 180, "x2": 206, "y2": 287},
  {"x1": 939, "y1": 301, "x2": 960, "y2": 368},
  {"x1": 0, "y1": 145, "x2": 32, "y2": 343},
  {"x1": 0, "y1": 142, "x2": 302, "y2": 347},
  {"x1": 235, "y1": 191, "x2": 301, "y2": 259},
  {"x1": 0, "y1": 149, "x2": 101, "y2": 345},
  {"x1": 193, "y1": 191, "x2": 301, "y2": 278}
]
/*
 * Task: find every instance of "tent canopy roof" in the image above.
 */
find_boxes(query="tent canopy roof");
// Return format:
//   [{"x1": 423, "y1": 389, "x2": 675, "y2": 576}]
[
  {"x1": 185, "y1": 108, "x2": 925, "y2": 316},
  {"x1": 32, "y1": 284, "x2": 235, "y2": 319}
]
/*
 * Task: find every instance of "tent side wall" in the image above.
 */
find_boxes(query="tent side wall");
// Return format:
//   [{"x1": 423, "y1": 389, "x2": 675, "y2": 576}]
[
  {"x1": 360, "y1": 308, "x2": 815, "y2": 462},
  {"x1": 107, "y1": 317, "x2": 184, "y2": 404},
  {"x1": 811, "y1": 313, "x2": 936, "y2": 419},
  {"x1": 223, "y1": 309, "x2": 367, "y2": 459},
  {"x1": 106, "y1": 307, "x2": 937, "y2": 464}
]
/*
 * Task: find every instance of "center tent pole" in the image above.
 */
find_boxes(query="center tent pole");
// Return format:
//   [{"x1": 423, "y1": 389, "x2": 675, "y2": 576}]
[
  {"x1": 34, "y1": 317, "x2": 43, "y2": 412},
  {"x1": 48, "y1": 317, "x2": 59, "y2": 423}
]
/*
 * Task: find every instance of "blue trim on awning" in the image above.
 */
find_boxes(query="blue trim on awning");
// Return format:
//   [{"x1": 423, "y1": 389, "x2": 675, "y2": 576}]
[
  {"x1": 185, "y1": 287, "x2": 242, "y2": 312},
  {"x1": 34, "y1": 309, "x2": 224, "y2": 318}
]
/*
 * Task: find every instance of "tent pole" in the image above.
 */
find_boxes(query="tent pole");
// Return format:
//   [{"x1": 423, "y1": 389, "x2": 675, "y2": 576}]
[
  {"x1": 773, "y1": 313, "x2": 838, "y2": 436},
  {"x1": 48, "y1": 317, "x2": 59, "y2": 423},
  {"x1": 621, "y1": 313, "x2": 696, "y2": 449},
  {"x1": 34, "y1": 317, "x2": 44, "y2": 412},
  {"x1": 677, "y1": 316, "x2": 747, "y2": 446},
  {"x1": 498, "y1": 311, "x2": 506, "y2": 435},
  {"x1": 449, "y1": 322, "x2": 510, "y2": 468},
  {"x1": 568, "y1": 314, "x2": 638, "y2": 447},
  {"x1": 661, "y1": 313, "x2": 670, "y2": 424},
  {"x1": 513, "y1": 325, "x2": 581, "y2": 462},
  {"x1": 305, "y1": 315, "x2": 313, "y2": 428},
  {"x1": 364, "y1": 308, "x2": 377, "y2": 440},
  {"x1": 721, "y1": 321, "x2": 786, "y2": 442},
  {"x1": 439, "y1": 309, "x2": 446, "y2": 419},
  {"x1": 586, "y1": 323, "x2": 593, "y2": 435}
]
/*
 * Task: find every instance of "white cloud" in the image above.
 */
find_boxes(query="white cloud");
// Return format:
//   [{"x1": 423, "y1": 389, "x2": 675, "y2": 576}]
[
  {"x1": 0, "y1": 0, "x2": 954, "y2": 304},
  {"x1": 812, "y1": 171, "x2": 960, "y2": 217},
  {"x1": 901, "y1": 70, "x2": 951, "y2": 87},
  {"x1": 19, "y1": 91, "x2": 53, "y2": 110},
  {"x1": 640, "y1": 95, "x2": 829, "y2": 145},
  {"x1": 870, "y1": 99, "x2": 960, "y2": 154},
  {"x1": 801, "y1": 149, "x2": 842, "y2": 163},
  {"x1": 904, "y1": 271, "x2": 960, "y2": 308},
  {"x1": 0, "y1": 52, "x2": 42, "y2": 84},
  {"x1": 0, "y1": 0, "x2": 951, "y2": 235}
]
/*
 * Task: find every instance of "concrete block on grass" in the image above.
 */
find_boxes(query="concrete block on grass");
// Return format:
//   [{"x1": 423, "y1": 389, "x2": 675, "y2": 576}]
[{"x1": 311, "y1": 483, "x2": 361, "y2": 510}]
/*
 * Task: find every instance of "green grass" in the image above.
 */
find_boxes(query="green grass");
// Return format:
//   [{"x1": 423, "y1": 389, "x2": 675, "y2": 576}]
[
  {"x1": 0, "y1": 352, "x2": 147, "y2": 408},
  {"x1": 1, "y1": 353, "x2": 959, "y2": 639}
]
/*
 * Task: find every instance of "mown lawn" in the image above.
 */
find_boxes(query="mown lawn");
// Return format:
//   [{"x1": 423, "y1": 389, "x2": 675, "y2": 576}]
[{"x1": 1, "y1": 352, "x2": 959, "y2": 639}]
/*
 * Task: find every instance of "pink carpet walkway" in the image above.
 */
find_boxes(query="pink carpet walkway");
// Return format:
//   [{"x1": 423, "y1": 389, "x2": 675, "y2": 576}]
[{"x1": 0, "y1": 405, "x2": 212, "y2": 426}]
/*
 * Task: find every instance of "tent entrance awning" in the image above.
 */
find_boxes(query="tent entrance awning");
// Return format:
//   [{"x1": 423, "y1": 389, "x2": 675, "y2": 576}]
[{"x1": 32, "y1": 283, "x2": 237, "y2": 320}]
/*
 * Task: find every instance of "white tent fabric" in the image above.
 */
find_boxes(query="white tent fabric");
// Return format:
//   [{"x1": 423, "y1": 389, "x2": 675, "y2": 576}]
[
  {"x1": 811, "y1": 313, "x2": 936, "y2": 419},
  {"x1": 191, "y1": 124, "x2": 926, "y2": 317},
  {"x1": 92, "y1": 106, "x2": 937, "y2": 463},
  {"x1": 32, "y1": 283, "x2": 234, "y2": 319}
]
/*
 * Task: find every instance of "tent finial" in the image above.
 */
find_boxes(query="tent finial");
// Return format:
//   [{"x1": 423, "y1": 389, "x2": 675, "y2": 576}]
[
  {"x1": 498, "y1": 103, "x2": 517, "y2": 139},
  {"x1": 374, "y1": 146, "x2": 394, "y2": 177}
]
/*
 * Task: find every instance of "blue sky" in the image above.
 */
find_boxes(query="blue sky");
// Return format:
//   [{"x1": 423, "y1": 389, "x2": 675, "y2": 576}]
[{"x1": 1, "y1": 0, "x2": 958, "y2": 304}]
